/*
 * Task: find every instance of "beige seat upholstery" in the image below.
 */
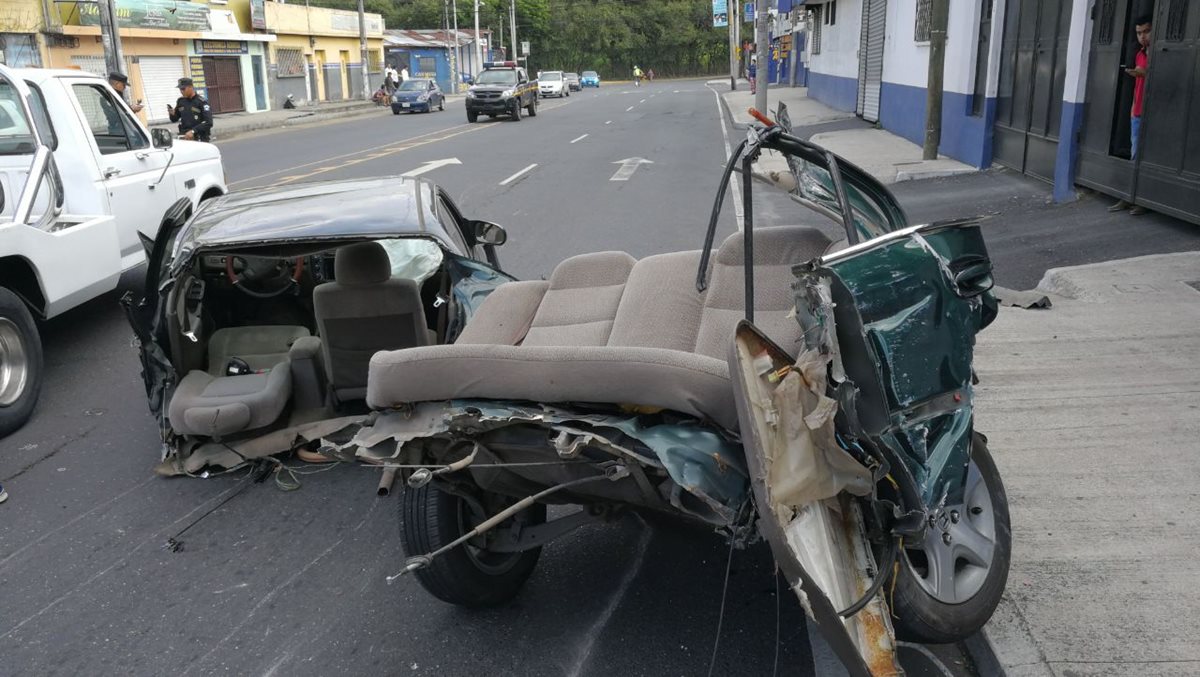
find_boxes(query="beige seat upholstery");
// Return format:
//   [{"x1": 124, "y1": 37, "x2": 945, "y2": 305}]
[
  {"x1": 169, "y1": 366, "x2": 291, "y2": 438},
  {"x1": 313, "y1": 242, "x2": 431, "y2": 402},
  {"x1": 206, "y1": 325, "x2": 310, "y2": 375},
  {"x1": 368, "y1": 227, "x2": 831, "y2": 429}
]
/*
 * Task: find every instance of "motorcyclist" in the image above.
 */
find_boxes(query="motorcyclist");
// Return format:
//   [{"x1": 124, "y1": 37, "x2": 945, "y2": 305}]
[{"x1": 633, "y1": 65, "x2": 643, "y2": 87}]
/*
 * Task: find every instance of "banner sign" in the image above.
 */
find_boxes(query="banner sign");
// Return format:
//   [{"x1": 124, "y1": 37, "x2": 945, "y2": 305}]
[
  {"x1": 250, "y1": 0, "x2": 266, "y2": 30},
  {"x1": 712, "y1": 0, "x2": 728, "y2": 28},
  {"x1": 744, "y1": 1, "x2": 755, "y2": 22},
  {"x1": 79, "y1": 0, "x2": 211, "y2": 32},
  {"x1": 187, "y1": 56, "x2": 209, "y2": 100},
  {"x1": 195, "y1": 40, "x2": 248, "y2": 55}
]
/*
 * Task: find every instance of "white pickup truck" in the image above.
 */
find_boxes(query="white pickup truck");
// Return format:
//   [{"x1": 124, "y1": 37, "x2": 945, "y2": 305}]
[{"x1": 0, "y1": 64, "x2": 226, "y2": 437}]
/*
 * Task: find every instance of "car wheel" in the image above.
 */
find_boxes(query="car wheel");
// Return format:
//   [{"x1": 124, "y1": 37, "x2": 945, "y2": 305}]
[
  {"x1": 0, "y1": 287, "x2": 43, "y2": 439},
  {"x1": 888, "y1": 433, "x2": 1011, "y2": 643},
  {"x1": 400, "y1": 483, "x2": 545, "y2": 607},
  {"x1": 467, "y1": 110, "x2": 478, "y2": 123},
  {"x1": 439, "y1": 97, "x2": 445, "y2": 111},
  {"x1": 392, "y1": 107, "x2": 401, "y2": 115},
  {"x1": 527, "y1": 98, "x2": 537, "y2": 117},
  {"x1": 512, "y1": 103, "x2": 522, "y2": 121}
]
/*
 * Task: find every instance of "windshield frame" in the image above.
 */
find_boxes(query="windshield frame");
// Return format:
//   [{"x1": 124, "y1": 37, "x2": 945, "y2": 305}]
[
  {"x1": 540, "y1": 71, "x2": 563, "y2": 81},
  {"x1": 398, "y1": 79, "x2": 432, "y2": 91},
  {"x1": 475, "y1": 69, "x2": 518, "y2": 86},
  {"x1": 0, "y1": 66, "x2": 43, "y2": 156}
]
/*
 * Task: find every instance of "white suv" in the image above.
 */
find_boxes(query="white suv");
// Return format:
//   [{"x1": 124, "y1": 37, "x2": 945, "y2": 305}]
[{"x1": 537, "y1": 71, "x2": 568, "y2": 98}]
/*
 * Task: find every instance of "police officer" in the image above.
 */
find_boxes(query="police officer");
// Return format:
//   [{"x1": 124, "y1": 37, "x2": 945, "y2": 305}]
[
  {"x1": 167, "y1": 77, "x2": 213, "y2": 142},
  {"x1": 107, "y1": 72, "x2": 144, "y2": 113}
]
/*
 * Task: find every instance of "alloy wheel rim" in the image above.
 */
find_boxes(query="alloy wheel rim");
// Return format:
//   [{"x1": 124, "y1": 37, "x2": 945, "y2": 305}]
[
  {"x1": 903, "y1": 459, "x2": 997, "y2": 604},
  {"x1": 0, "y1": 317, "x2": 30, "y2": 407}
]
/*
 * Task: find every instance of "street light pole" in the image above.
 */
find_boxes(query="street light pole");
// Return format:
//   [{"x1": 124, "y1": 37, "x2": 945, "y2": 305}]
[
  {"x1": 922, "y1": 0, "x2": 949, "y2": 160},
  {"x1": 451, "y1": 0, "x2": 461, "y2": 92},
  {"x1": 357, "y1": 0, "x2": 370, "y2": 100},
  {"x1": 728, "y1": 6, "x2": 737, "y2": 90},
  {"x1": 97, "y1": 0, "x2": 125, "y2": 79},
  {"x1": 510, "y1": 0, "x2": 517, "y2": 65},
  {"x1": 754, "y1": 0, "x2": 768, "y2": 113},
  {"x1": 474, "y1": 0, "x2": 483, "y2": 75}
]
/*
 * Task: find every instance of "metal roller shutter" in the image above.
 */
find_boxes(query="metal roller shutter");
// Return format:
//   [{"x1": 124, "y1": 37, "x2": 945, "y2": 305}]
[
  {"x1": 138, "y1": 56, "x2": 186, "y2": 123},
  {"x1": 70, "y1": 55, "x2": 108, "y2": 76},
  {"x1": 859, "y1": 0, "x2": 887, "y2": 123}
]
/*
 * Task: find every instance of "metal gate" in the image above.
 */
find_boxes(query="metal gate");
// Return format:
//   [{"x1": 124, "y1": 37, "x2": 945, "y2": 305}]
[
  {"x1": 993, "y1": 0, "x2": 1072, "y2": 182},
  {"x1": 139, "y1": 56, "x2": 185, "y2": 123},
  {"x1": 1076, "y1": 0, "x2": 1200, "y2": 224},
  {"x1": 856, "y1": 0, "x2": 887, "y2": 122},
  {"x1": 202, "y1": 56, "x2": 244, "y2": 114}
]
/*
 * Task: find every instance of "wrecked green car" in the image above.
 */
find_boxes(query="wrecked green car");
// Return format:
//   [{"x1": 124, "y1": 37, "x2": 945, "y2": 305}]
[{"x1": 127, "y1": 115, "x2": 1010, "y2": 676}]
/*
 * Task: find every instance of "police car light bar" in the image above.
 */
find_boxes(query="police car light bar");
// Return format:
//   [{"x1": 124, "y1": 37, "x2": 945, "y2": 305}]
[{"x1": 483, "y1": 61, "x2": 518, "y2": 68}]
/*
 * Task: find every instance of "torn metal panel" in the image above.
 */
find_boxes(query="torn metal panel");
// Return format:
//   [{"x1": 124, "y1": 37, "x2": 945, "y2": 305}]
[
  {"x1": 155, "y1": 415, "x2": 366, "y2": 476},
  {"x1": 992, "y1": 285, "x2": 1052, "y2": 309}
]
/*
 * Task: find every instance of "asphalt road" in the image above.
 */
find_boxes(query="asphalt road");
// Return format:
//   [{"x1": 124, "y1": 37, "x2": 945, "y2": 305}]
[{"x1": 2, "y1": 78, "x2": 1197, "y2": 676}]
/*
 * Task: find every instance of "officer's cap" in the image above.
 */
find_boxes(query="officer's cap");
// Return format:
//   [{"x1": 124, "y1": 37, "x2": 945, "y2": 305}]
[
  {"x1": 108, "y1": 72, "x2": 128, "y2": 84},
  {"x1": 177, "y1": 77, "x2": 195, "y2": 89}
]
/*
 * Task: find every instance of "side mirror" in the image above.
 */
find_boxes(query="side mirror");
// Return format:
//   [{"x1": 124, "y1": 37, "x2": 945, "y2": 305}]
[
  {"x1": 151, "y1": 127, "x2": 174, "y2": 149},
  {"x1": 472, "y1": 220, "x2": 507, "y2": 246}
]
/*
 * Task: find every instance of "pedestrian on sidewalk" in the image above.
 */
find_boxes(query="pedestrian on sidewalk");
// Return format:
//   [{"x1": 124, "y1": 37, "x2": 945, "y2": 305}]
[
  {"x1": 384, "y1": 65, "x2": 399, "y2": 94},
  {"x1": 108, "y1": 72, "x2": 144, "y2": 113},
  {"x1": 1109, "y1": 15, "x2": 1152, "y2": 216},
  {"x1": 647, "y1": 68, "x2": 655, "y2": 82},
  {"x1": 749, "y1": 54, "x2": 758, "y2": 95},
  {"x1": 167, "y1": 78, "x2": 212, "y2": 142},
  {"x1": 400, "y1": 66, "x2": 410, "y2": 84}
]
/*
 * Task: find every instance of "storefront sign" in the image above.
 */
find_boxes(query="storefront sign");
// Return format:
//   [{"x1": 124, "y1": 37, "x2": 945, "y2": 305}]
[
  {"x1": 712, "y1": 0, "x2": 728, "y2": 28},
  {"x1": 188, "y1": 56, "x2": 209, "y2": 99},
  {"x1": 195, "y1": 40, "x2": 248, "y2": 55},
  {"x1": 250, "y1": 0, "x2": 267, "y2": 30},
  {"x1": 79, "y1": 0, "x2": 211, "y2": 32}
]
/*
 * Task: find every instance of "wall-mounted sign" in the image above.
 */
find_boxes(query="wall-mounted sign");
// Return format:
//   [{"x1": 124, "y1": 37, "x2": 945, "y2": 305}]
[
  {"x1": 712, "y1": 0, "x2": 728, "y2": 28},
  {"x1": 79, "y1": 0, "x2": 211, "y2": 32},
  {"x1": 250, "y1": 0, "x2": 266, "y2": 30},
  {"x1": 744, "y1": 1, "x2": 755, "y2": 23},
  {"x1": 521, "y1": 40, "x2": 530, "y2": 56},
  {"x1": 188, "y1": 56, "x2": 209, "y2": 99},
  {"x1": 195, "y1": 40, "x2": 248, "y2": 55}
]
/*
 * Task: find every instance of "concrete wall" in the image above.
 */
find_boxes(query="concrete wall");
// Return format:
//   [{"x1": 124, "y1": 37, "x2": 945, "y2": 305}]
[
  {"x1": 268, "y1": 32, "x2": 382, "y2": 104},
  {"x1": 264, "y1": 2, "x2": 383, "y2": 39},
  {"x1": 804, "y1": 0, "x2": 862, "y2": 111},
  {"x1": 1052, "y1": 0, "x2": 1093, "y2": 202}
]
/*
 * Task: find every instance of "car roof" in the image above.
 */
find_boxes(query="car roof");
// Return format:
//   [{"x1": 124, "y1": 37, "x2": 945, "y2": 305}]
[{"x1": 183, "y1": 177, "x2": 464, "y2": 252}]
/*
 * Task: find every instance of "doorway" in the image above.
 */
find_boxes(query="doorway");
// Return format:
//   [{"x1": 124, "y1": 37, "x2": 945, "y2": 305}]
[
  {"x1": 201, "y1": 56, "x2": 244, "y2": 113},
  {"x1": 992, "y1": 0, "x2": 1072, "y2": 182},
  {"x1": 856, "y1": 0, "x2": 886, "y2": 122}
]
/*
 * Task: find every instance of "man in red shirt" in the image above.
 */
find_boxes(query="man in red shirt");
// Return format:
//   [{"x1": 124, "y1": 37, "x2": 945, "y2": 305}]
[{"x1": 1110, "y1": 15, "x2": 1152, "y2": 215}]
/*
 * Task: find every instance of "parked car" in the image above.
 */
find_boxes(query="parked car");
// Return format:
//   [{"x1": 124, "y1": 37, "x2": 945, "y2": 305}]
[
  {"x1": 0, "y1": 64, "x2": 225, "y2": 438},
  {"x1": 392, "y1": 78, "x2": 445, "y2": 114},
  {"x1": 580, "y1": 70, "x2": 600, "y2": 87},
  {"x1": 128, "y1": 112, "x2": 1009, "y2": 675},
  {"x1": 564, "y1": 72, "x2": 581, "y2": 91},
  {"x1": 537, "y1": 71, "x2": 568, "y2": 98}
]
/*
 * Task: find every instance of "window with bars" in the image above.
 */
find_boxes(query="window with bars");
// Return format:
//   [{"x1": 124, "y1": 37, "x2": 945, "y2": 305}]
[
  {"x1": 971, "y1": 0, "x2": 994, "y2": 116},
  {"x1": 1096, "y1": 0, "x2": 1117, "y2": 44},
  {"x1": 1165, "y1": 0, "x2": 1189, "y2": 41},
  {"x1": 825, "y1": 0, "x2": 836, "y2": 26},
  {"x1": 915, "y1": 0, "x2": 932, "y2": 42},
  {"x1": 368, "y1": 49, "x2": 384, "y2": 73},
  {"x1": 809, "y1": 5, "x2": 823, "y2": 54},
  {"x1": 275, "y1": 48, "x2": 306, "y2": 78}
]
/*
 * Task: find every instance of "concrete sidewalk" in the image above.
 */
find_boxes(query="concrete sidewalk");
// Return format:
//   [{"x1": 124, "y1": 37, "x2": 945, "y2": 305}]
[
  {"x1": 719, "y1": 84, "x2": 975, "y2": 184},
  {"x1": 164, "y1": 95, "x2": 467, "y2": 141},
  {"x1": 974, "y1": 253, "x2": 1200, "y2": 676}
]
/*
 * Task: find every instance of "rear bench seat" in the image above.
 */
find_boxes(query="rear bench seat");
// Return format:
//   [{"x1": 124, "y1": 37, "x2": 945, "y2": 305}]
[{"x1": 367, "y1": 227, "x2": 832, "y2": 430}]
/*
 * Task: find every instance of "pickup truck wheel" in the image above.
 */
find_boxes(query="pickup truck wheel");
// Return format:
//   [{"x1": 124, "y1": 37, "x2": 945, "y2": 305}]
[
  {"x1": 512, "y1": 102, "x2": 523, "y2": 121},
  {"x1": 527, "y1": 98, "x2": 537, "y2": 117},
  {"x1": 0, "y1": 288, "x2": 43, "y2": 439},
  {"x1": 467, "y1": 110, "x2": 478, "y2": 123},
  {"x1": 400, "y1": 483, "x2": 545, "y2": 607},
  {"x1": 888, "y1": 434, "x2": 1011, "y2": 643},
  {"x1": 438, "y1": 98, "x2": 445, "y2": 111}
]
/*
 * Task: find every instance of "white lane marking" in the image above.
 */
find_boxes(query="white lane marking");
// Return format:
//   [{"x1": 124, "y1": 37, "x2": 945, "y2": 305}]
[
  {"x1": 706, "y1": 82, "x2": 744, "y2": 230},
  {"x1": 499, "y1": 163, "x2": 538, "y2": 186},
  {"x1": 399, "y1": 157, "x2": 462, "y2": 177},
  {"x1": 570, "y1": 133, "x2": 589, "y2": 144},
  {"x1": 673, "y1": 89, "x2": 681, "y2": 93},
  {"x1": 640, "y1": 98, "x2": 646, "y2": 103},
  {"x1": 605, "y1": 120, "x2": 612, "y2": 125},
  {"x1": 610, "y1": 157, "x2": 653, "y2": 181},
  {"x1": 625, "y1": 106, "x2": 635, "y2": 112}
]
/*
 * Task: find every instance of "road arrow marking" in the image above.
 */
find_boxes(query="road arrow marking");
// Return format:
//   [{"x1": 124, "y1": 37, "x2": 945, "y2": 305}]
[
  {"x1": 400, "y1": 157, "x2": 462, "y2": 177},
  {"x1": 570, "y1": 134, "x2": 589, "y2": 144},
  {"x1": 500, "y1": 163, "x2": 538, "y2": 186},
  {"x1": 609, "y1": 157, "x2": 653, "y2": 182}
]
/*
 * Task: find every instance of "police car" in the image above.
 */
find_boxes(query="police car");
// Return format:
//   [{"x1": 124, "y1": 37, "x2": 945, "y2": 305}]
[{"x1": 465, "y1": 61, "x2": 538, "y2": 122}]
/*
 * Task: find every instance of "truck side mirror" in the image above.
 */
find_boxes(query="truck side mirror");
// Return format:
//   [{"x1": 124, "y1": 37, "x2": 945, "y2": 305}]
[
  {"x1": 151, "y1": 128, "x2": 174, "y2": 149},
  {"x1": 472, "y1": 220, "x2": 507, "y2": 246}
]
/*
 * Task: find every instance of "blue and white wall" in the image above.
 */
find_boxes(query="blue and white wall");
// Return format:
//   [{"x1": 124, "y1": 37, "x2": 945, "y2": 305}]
[
  {"x1": 1053, "y1": 0, "x2": 1094, "y2": 202},
  {"x1": 804, "y1": 0, "x2": 863, "y2": 112},
  {"x1": 876, "y1": 0, "x2": 1004, "y2": 168}
]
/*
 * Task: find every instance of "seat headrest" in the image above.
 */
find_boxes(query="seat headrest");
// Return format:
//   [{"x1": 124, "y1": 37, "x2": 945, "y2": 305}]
[
  {"x1": 547, "y1": 251, "x2": 637, "y2": 289},
  {"x1": 715, "y1": 226, "x2": 833, "y2": 266},
  {"x1": 335, "y1": 242, "x2": 391, "y2": 286}
]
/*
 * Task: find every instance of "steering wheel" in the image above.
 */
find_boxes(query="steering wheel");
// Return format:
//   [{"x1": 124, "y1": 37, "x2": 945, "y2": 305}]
[{"x1": 225, "y1": 255, "x2": 305, "y2": 299}]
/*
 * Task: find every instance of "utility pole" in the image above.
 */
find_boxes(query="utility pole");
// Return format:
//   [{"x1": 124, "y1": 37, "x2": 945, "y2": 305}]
[
  {"x1": 498, "y1": 15, "x2": 504, "y2": 57},
  {"x1": 474, "y1": 0, "x2": 483, "y2": 74},
  {"x1": 728, "y1": 5, "x2": 737, "y2": 90},
  {"x1": 357, "y1": 0, "x2": 371, "y2": 100},
  {"x1": 922, "y1": 0, "x2": 949, "y2": 160},
  {"x1": 97, "y1": 0, "x2": 125, "y2": 78},
  {"x1": 443, "y1": 0, "x2": 453, "y2": 90},
  {"x1": 754, "y1": 0, "x2": 768, "y2": 114},
  {"x1": 451, "y1": 0, "x2": 461, "y2": 92},
  {"x1": 509, "y1": 0, "x2": 517, "y2": 66}
]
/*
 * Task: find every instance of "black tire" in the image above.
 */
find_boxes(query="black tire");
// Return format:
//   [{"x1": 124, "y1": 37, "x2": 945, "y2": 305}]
[
  {"x1": 392, "y1": 108, "x2": 401, "y2": 115},
  {"x1": 889, "y1": 434, "x2": 1011, "y2": 643},
  {"x1": 400, "y1": 484, "x2": 545, "y2": 607},
  {"x1": 527, "y1": 98, "x2": 537, "y2": 117},
  {"x1": 439, "y1": 97, "x2": 444, "y2": 111},
  {"x1": 512, "y1": 102, "x2": 522, "y2": 121},
  {"x1": 467, "y1": 110, "x2": 478, "y2": 123},
  {"x1": 0, "y1": 287, "x2": 43, "y2": 439}
]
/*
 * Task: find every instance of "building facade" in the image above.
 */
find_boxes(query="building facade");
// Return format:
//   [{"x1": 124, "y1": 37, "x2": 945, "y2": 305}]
[
  {"x1": 799, "y1": 0, "x2": 1199, "y2": 224},
  {"x1": 261, "y1": 1, "x2": 384, "y2": 107},
  {"x1": 384, "y1": 29, "x2": 491, "y2": 93}
]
